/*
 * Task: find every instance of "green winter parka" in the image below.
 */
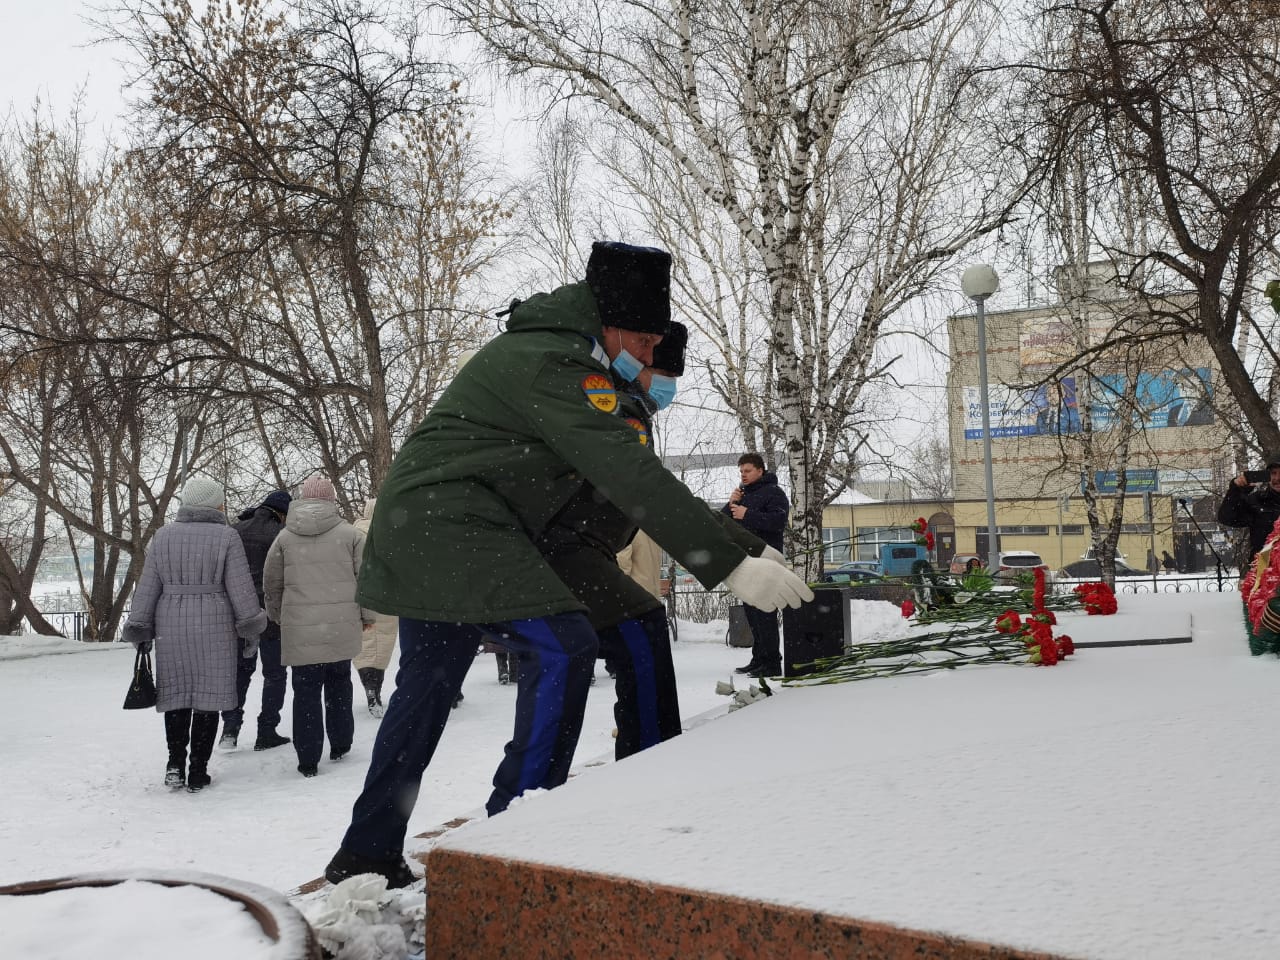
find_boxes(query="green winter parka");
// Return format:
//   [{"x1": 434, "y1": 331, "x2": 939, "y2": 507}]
[
  {"x1": 537, "y1": 384, "x2": 767, "y2": 630},
  {"x1": 356, "y1": 282, "x2": 749, "y2": 623}
]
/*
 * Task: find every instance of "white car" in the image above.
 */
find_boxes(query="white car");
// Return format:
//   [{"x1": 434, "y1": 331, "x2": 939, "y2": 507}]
[{"x1": 996, "y1": 551, "x2": 1054, "y2": 582}]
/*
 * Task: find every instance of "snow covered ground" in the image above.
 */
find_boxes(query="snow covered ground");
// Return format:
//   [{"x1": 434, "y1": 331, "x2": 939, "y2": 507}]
[
  {"x1": 4, "y1": 589, "x2": 1267, "y2": 960},
  {"x1": 0, "y1": 620, "x2": 751, "y2": 894}
]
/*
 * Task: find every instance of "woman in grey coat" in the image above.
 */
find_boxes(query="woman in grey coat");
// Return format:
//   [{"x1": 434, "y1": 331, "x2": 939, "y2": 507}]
[
  {"x1": 124, "y1": 476, "x2": 268, "y2": 792},
  {"x1": 264, "y1": 474, "x2": 374, "y2": 777}
]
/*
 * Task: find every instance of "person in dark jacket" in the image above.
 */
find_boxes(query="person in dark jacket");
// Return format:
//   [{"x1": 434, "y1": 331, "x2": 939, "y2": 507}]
[
  {"x1": 220, "y1": 489, "x2": 293, "y2": 751},
  {"x1": 722, "y1": 453, "x2": 792, "y2": 677},
  {"x1": 536, "y1": 324, "x2": 774, "y2": 760},
  {"x1": 323, "y1": 242, "x2": 811, "y2": 889},
  {"x1": 1217, "y1": 457, "x2": 1280, "y2": 562}
]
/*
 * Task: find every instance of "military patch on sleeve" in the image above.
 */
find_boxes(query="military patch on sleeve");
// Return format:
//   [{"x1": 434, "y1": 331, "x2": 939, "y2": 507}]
[
  {"x1": 581, "y1": 373, "x2": 618, "y2": 413},
  {"x1": 624, "y1": 417, "x2": 649, "y2": 445}
]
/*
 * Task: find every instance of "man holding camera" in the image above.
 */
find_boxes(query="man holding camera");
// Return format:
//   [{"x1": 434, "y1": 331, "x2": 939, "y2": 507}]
[
  {"x1": 1217, "y1": 457, "x2": 1280, "y2": 562},
  {"x1": 722, "y1": 453, "x2": 792, "y2": 677}
]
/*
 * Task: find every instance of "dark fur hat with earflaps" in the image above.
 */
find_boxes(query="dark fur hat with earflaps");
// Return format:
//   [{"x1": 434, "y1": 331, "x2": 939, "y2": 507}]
[{"x1": 585, "y1": 241, "x2": 671, "y2": 336}]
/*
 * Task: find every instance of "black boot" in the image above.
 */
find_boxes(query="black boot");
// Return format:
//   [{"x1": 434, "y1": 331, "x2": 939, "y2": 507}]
[
  {"x1": 325, "y1": 847, "x2": 417, "y2": 888},
  {"x1": 187, "y1": 711, "x2": 218, "y2": 792},
  {"x1": 254, "y1": 729, "x2": 291, "y2": 751},
  {"x1": 358, "y1": 667, "x2": 385, "y2": 718},
  {"x1": 164, "y1": 709, "x2": 191, "y2": 788},
  {"x1": 164, "y1": 759, "x2": 185, "y2": 788},
  {"x1": 734, "y1": 660, "x2": 759, "y2": 674}
]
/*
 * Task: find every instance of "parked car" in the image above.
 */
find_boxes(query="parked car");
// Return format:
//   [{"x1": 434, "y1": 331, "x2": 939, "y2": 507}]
[
  {"x1": 1060, "y1": 559, "x2": 1146, "y2": 579},
  {"x1": 1080, "y1": 547, "x2": 1128, "y2": 564},
  {"x1": 995, "y1": 551, "x2": 1053, "y2": 582},
  {"x1": 821, "y1": 563, "x2": 883, "y2": 585},
  {"x1": 842, "y1": 560, "x2": 882, "y2": 575},
  {"x1": 948, "y1": 554, "x2": 982, "y2": 575}
]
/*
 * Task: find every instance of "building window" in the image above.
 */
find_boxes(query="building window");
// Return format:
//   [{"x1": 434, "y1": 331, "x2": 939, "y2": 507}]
[
  {"x1": 1120, "y1": 523, "x2": 1153, "y2": 534},
  {"x1": 996, "y1": 525, "x2": 1049, "y2": 536},
  {"x1": 1060, "y1": 525, "x2": 1084, "y2": 535},
  {"x1": 822, "y1": 527, "x2": 852, "y2": 563},
  {"x1": 854, "y1": 527, "x2": 916, "y2": 561}
]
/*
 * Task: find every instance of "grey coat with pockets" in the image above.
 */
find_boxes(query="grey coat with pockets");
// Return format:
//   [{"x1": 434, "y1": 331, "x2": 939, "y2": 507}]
[
  {"x1": 263, "y1": 499, "x2": 374, "y2": 667},
  {"x1": 123, "y1": 506, "x2": 269, "y2": 712}
]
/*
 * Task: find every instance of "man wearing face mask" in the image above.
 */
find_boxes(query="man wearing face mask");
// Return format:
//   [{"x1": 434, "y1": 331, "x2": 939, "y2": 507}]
[
  {"x1": 325, "y1": 242, "x2": 812, "y2": 888},
  {"x1": 534, "y1": 323, "x2": 772, "y2": 759}
]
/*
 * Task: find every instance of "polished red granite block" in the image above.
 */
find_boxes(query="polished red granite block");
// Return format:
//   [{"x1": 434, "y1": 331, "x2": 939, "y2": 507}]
[{"x1": 426, "y1": 849, "x2": 1072, "y2": 960}]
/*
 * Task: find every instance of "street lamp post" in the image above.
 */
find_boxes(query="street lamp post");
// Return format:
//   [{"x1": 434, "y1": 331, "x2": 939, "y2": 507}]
[{"x1": 961, "y1": 264, "x2": 1001, "y2": 572}]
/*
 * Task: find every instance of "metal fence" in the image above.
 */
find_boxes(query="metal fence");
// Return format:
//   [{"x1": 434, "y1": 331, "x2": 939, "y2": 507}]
[{"x1": 1056, "y1": 575, "x2": 1238, "y2": 595}]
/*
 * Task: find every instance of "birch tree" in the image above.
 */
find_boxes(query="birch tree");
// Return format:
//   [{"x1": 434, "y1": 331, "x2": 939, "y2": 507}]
[{"x1": 449, "y1": 0, "x2": 1027, "y2": 575}]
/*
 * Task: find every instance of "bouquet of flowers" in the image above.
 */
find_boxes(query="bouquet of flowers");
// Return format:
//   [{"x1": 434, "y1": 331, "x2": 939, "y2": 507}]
[
  {"x1": 1240, "y1": 515, "x2": 1280, "y2": 655},
  {"x1": 788, "y1": 568, "x2": 1078, "y2": 686},
  {"x1": 912, "y1": 566, "x2": 1116, "y2": 626}
]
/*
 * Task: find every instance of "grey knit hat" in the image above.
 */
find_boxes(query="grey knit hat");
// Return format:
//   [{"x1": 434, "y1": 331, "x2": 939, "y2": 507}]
[{"x1": 180, "y1": 475, "x2": 225, "y2": 509}]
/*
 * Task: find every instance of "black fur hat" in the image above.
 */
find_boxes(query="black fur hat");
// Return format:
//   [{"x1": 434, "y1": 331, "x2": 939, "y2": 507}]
[
  {"x1": 585, "y1": 241, "x2": 671, "y2": 335},
  {"x1": 651, "y1": 321, "x2": 687, "y2": 376}
]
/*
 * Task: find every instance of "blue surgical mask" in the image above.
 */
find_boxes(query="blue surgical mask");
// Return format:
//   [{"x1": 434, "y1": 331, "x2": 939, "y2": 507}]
[
  {"x1": 611, "y1": 349, "x2": 643, "y2": 383},
  {"x1": 648, "y1": 374, "x2": 677, "y2": 411}
]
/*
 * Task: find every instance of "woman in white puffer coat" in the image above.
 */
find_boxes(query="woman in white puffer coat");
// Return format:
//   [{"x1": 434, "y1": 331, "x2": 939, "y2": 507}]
[{"x1": 353, "y1": 498, "x2": 398, "y2": 717}]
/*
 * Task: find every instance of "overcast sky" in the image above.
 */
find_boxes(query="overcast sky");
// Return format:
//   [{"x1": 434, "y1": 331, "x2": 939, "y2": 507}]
[
  {"x1": 2, "y1": 1, "x2": 949, "y2": 479},
  {"x1": 1, "y1": 2, "x2": 130, "y2": 142}
]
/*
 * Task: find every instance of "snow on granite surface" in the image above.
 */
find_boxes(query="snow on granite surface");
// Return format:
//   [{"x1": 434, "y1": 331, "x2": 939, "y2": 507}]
[{"x1": 436, "y1": 592, "x2": 1280, "y2": 960}]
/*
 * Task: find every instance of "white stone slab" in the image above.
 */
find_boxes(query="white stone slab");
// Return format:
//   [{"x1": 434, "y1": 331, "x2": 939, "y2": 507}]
[{"x1": 438, "y1": 592, "x2": 1279, "y2": 960}]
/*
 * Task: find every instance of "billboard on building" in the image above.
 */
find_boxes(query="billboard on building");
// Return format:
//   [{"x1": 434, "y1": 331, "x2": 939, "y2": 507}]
[
  {"x1": 964, "y1": 368, "x2": 1213, "y2": 440},
  {"x1": 963, "y1": 378, "x2": 1079, "y2": 439}
]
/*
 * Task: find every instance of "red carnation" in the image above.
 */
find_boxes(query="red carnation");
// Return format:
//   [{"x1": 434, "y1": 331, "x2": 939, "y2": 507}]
[
  {"x1": 1039, "y1": 634, "x2": 1060, "y2": 665},
  {"x1": 910, "y1": 517, "x2": 928, "y2": 534},
  {"x1": 901, "y1": 599, "x2": 915, "y2": 619},
  {"x1": 1057, "y1": 635, "x2": 1075, "y2": 657},
  {"x1": 1029, "y1": 610, "x2": 1057, "y2": 625},
  {"x1": 994, "y1": 609, "x2": 1022, "y2": 634},
  {"x1": 925, "y1": 531, "x2": 936, "y2": 550}
]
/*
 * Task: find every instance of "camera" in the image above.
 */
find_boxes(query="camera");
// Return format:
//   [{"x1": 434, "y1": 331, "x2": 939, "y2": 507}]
[{"x1": 1245, "y1": 470, "x2": 1270, "y2": 484}]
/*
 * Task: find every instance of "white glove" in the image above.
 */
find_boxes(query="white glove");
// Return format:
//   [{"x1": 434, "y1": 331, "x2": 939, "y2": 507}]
[
  {"x1": 759, "y1": 545, "x2": 787, "y2": 567},
  {"x1": 722, "y1": 556, "x2": 814, "y2": 612}
]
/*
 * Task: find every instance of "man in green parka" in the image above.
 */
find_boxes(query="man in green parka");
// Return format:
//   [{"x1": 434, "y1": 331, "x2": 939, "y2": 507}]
[
  {"x1": 325, "y1": 242, "x2": 811, "y2": 888},
  {"x1": 537, "y1": 322, "x2": 773, "y2": 760}
]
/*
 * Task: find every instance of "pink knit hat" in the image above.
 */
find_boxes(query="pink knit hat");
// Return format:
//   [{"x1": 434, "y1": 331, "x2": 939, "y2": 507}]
[{"x1": 301, "y1": 474, "x2": 335, "y2": 501}]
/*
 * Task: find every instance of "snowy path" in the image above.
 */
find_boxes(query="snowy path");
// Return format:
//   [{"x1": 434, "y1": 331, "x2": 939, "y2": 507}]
[{"x1": 0, "y1": 622, "x2": 747, "y2": 893}]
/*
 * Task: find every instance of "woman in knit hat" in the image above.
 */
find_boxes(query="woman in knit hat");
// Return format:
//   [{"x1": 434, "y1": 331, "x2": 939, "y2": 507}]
[
  {"x1": 264, "y1": 473, "x2": 375, "y2": 777},
  {"x1": 123, "y1": 475, "x2": 268, "y2": 792}
]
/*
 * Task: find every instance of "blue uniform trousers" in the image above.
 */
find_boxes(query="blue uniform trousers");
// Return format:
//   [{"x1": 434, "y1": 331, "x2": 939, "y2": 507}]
[
  {"x1": 596, "y1": 608, "x2": 682, "y2": 760},
  {"x1": 341, "y1": 612, "x2": 598, "y2": 860}
]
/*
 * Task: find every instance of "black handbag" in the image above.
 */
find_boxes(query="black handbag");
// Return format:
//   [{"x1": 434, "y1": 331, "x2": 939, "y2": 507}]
[{"x1": 123, "y1": 650, "x2": 158, "y2": 710}]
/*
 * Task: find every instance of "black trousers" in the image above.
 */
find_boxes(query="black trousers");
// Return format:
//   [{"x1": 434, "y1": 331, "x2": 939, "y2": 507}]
[
  {"x1": 291, "y1": 660, "x2": 355, "y2": 768},
  {"x1": 165, "y1": 709, "x2": 219, "y2": 773},
  {"x1": 221, "y1": 624, "x2": 287, "y2": 734},
  {"x1": 744, "y1": 604, "x2": 781, "y2": 669}
]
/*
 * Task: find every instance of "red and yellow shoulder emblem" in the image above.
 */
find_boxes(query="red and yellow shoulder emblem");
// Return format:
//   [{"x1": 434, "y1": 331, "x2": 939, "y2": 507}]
[
  {"x1": 581, "y1": 374, "x2": 618, "y2": 413},
  {"x1": 624, "y1": 417, "x2": 649, "y2": 445}
]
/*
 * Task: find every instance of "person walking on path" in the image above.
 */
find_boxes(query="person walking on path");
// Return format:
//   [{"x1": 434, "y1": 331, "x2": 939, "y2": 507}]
[
  {"x1": 220, "y1": 489, "x2": 293, "y2": 751},
  {"x1": 722, "y1": 453, "x2": 792, "y2": 677},
  {"x1": 323, "y1": 242, "x2": 810, "y2": 888},
  {"x1": 352, "y1": 497, "x2": 397, "y2": 718},
  {"x1": 123, "y1": 476, "x2": 268, "y2": 793},
  {"x1": 264, "y1": 474, "x2": 375, "y2": 778}
]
